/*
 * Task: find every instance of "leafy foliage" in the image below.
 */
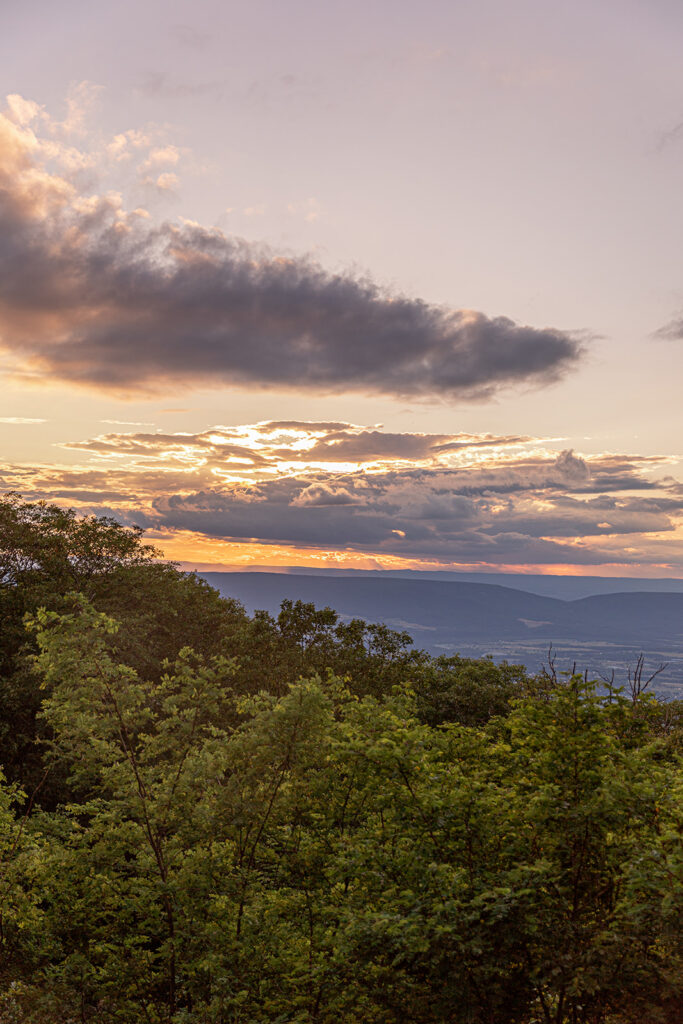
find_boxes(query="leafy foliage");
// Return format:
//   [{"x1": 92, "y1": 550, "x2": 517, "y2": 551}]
[
  {"x1": 0, "y1": 494, "x2": 245, "y2": 801},
  {"x1": 0, "y1": 497, "x2": 680, "y2": 1022}
]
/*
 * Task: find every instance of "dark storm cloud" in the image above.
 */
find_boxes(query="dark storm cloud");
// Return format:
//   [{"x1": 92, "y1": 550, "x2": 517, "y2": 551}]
[{"x1": 0, "y1": 111, "x2": 582, "y2": 399}]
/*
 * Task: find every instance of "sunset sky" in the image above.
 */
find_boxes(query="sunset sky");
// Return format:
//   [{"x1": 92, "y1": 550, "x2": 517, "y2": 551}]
[{"x1": 2, "y1": 0, "x2": 682, "y2": 575}]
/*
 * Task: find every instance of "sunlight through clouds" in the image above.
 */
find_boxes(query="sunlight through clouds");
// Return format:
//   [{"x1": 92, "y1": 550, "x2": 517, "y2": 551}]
[{"x1": 1, "y1": 421, "x2": 680, "y2": 574}]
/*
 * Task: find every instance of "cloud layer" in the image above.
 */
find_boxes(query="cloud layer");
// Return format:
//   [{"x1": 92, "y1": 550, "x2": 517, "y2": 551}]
[
  {"x1": 655, "y1": 318, "x2": 683, "y2": 341},
  {"x1": 4, "y1": 421, "x2": 681, "y2": 571},
  {"x1": 0, "y1": 95, "x2": 581, "y2": 399}
]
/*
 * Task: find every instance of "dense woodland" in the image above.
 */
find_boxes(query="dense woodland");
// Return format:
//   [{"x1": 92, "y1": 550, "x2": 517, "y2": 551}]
[{"x1": 0, "y1": 493, "x2": 680, "y2": 1023}]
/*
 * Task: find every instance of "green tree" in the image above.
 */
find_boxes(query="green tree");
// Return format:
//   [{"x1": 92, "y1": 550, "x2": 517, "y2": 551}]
[
  {"x1": 26, "y1": 598, "x2": 238, "y2": 1022},
  {"x1": 413, "y1": 652, "x2": 529, "y2": 727},
  {"x1": 0, "y1": 493, "x2": 246, "y2": 800},
  {"x1": 320, "y1": 677, "x2": 683, "y2": 1023},
  {"x1": 227, "y1": 598, "x2": 427, "y2": 700},
  {"x1": 0, "y1": 572, "x2": 679, "y2": 1023}
]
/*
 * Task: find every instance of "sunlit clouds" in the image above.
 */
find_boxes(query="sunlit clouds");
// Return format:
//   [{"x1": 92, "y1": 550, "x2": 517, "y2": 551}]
[
  {"x1": 1, "y1": 61, "x2": 682, "y2": 579},
  {"x1": 0, "y1": 417, "x2": 46, "y2": 424},
  {"x1": 0, "y1": 92, "x2": 581, "y2": 400},
  {"x1": 2, "y1": 421, "x2": 681, "y2": 574}
]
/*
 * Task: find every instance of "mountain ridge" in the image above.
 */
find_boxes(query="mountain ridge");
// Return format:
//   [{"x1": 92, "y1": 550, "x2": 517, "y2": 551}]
[{"x1": 200, "y1": 571, "x2": 683, "y2": 695}]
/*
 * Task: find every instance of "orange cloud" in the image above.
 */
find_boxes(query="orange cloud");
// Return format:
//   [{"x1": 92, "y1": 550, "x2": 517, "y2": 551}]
[{"x1": 1, "y1": 420, "x2": 681, "y2": 574}]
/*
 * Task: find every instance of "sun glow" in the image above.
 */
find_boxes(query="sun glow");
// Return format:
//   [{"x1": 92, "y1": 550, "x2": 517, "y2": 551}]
[{"x1": 0, "y1": 417, "x2": 678, "y2": 577}]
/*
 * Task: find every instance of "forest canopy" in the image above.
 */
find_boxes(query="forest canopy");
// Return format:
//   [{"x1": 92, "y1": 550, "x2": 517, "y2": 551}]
[{"x1": 0, "y1": 494, "x2": 680, "y2": 1024}]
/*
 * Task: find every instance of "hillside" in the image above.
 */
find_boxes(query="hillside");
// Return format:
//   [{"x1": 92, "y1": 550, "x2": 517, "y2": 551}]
[{"x1": 203, "y1": 572, "x2": 683, "y2": 694}]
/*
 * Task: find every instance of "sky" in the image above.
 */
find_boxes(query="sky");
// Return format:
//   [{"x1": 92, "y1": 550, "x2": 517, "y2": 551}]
[{"x1": 1, "y1": 0, "x2": 682, "y2": 576}]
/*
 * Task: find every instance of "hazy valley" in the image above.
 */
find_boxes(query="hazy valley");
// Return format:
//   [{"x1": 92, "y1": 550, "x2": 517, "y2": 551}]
[{"x1": 204, "y1": 571, "x2": 683, "y2": 697}]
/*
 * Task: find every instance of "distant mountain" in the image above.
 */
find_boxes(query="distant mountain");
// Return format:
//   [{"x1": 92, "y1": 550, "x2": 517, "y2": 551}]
[
  {"x1": 201, "y1": 566, "x2": 683, "y2": 601},
  {"x1": 201, "y1": 571, "x2": 683, "y2": 696},
  {"x1": 202, "y1": 572, "x2": 683, "y2": 643},
  {"x1": 204, "y1": 571, "x2": 567, "y2": 636}
]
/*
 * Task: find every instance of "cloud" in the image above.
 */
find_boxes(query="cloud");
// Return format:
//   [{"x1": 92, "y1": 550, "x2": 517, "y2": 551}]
[
  {"x1": 137, "y1": 72, "x2": 225, "y2": 100},
  {"x1": 59, "y1": 81, "x2": 103, "y2": 137},
  {"x1": 101, "y1": 419, "x2": 155, "y2": 426},
  {"x1": 0, "y1": 417, "x2": 46, "y2": 424},
  {"x1": 139, "y1": 145, "x2": 181, "y2": 172},
  {"x1": 5, "y1": 94, "x2": 41, "y2": 126},
  {"x1": 287, "y1": 197, "x2": 324, "y2": 222},
  {"x1": 152, "y1": 171, "x2": 179, "y2": 192},
  {"x1": 0, "y1": 94, "x2": 582, "y2": 400},
  {"x1": 57, "y1": 421, "x2": 535, "y2": 473},
  {"x1": 654, "y1": 317, "x2": 683, "y2": 341},
  {"x1": 146, "y1": 472, "x2": 682, "y2": 566},
  {"x1": 3, "y1": 421, "x2": 680, "y2": 570},
  {"x1": 657, "y1": 118, "x2": 683, "y2": 151},
  {"x1": 106, "y1": 129, "x2": 155, "y2": 162}
]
